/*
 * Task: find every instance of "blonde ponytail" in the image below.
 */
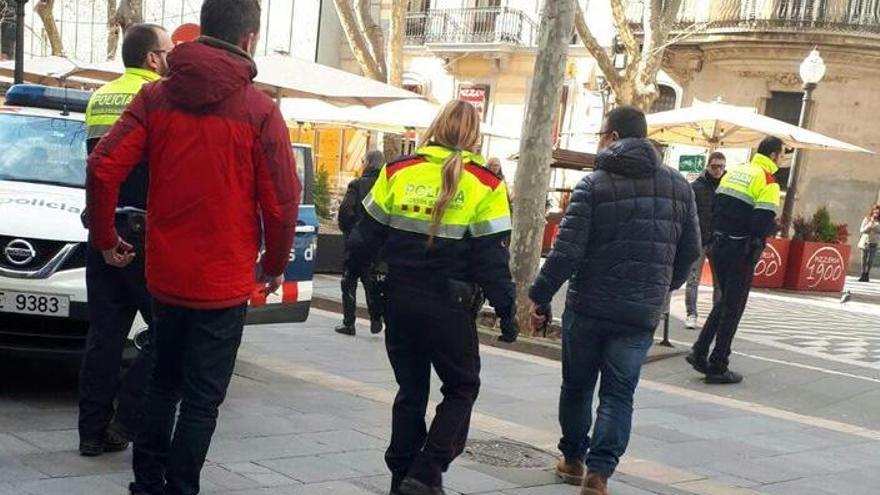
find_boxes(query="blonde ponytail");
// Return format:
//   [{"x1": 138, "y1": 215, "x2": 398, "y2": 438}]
[{"x1": 420, "y1": 100, "x2": 482, "y2": 247}]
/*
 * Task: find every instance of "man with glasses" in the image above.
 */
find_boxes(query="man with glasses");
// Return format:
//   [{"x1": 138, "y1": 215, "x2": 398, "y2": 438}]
[
  {"x1": 79, "y1": 23, "x2": 174, "y2": 457},
  {"x1": 684, "y1": 152, "x2": 726, "y2": 329}
]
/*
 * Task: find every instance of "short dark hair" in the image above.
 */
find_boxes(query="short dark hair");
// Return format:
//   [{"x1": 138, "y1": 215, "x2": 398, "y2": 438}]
[
  {"x1": 201, "y1": 0, "x2": 261, "y2": 46},
  {"x1": 603, "y1": 106, "x2": 647, "y2": 139},
  {"x1": 757, "y1": 136, "x2": 784, "y2": 156},
  {"x1": 708, "y1": 151, "x2": 727, "y2": 163},
  {"x1": 121, "y1": 24, "x2": 165, "y2": 69}
]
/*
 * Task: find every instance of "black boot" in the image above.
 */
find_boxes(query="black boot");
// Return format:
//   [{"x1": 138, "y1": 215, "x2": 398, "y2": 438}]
[
  {"x1": 335, "y1": 324, "x2": 355, "y2": 336},
  {"x1": 370, "y1": 319, "x2": 384, "y2": 334},
  {"x1": 685, "y1": 352, "x2": 708, "y2": 375},
  {"x1": 705, "y1": 369, "x2": 743, "y2": 385},
  {"x1": 399, "y1": 477, "x2": 445, "y2": 495}
]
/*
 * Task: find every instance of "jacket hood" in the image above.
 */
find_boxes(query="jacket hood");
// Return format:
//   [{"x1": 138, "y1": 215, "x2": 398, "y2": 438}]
[
  {"x1": 595, "y1": 138, "x2": 662, "y2": 178},
  {"x1": 164, "y1": 37, "x2": 257, "y2": 109}
]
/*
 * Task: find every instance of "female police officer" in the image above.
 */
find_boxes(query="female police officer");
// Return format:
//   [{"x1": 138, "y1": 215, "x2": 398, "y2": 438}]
[{"x1": 346, "y1": 100, "x2": 517, "y2": 495}]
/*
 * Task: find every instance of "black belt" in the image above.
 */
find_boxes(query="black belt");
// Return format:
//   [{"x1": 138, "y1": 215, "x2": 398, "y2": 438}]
[{"x1": 713, "y1": 232, "x2": 750, "y2": 241}]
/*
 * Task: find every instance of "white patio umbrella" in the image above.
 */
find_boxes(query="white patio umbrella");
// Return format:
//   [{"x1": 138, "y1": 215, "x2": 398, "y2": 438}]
[
  {"x1": 647, "y1": 100, "x2": 871, "y2": 153},
  {"x1": 254, "y1": 54, "x2": 421, "y2": 106},
  {"x1": 0, "y1": 56, "x2": 109, "y2": 87}
]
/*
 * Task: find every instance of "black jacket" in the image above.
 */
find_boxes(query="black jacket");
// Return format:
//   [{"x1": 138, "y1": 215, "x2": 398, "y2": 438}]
[
  {"x1": 691, "y1": 172, "x2": 720, "y2": 246},
  {"x1": 529, "y1": 138, "x2": 701, "y2": 331},
  {"x1": 338, "y1": 168, "x2": 380, "y2": 235}
]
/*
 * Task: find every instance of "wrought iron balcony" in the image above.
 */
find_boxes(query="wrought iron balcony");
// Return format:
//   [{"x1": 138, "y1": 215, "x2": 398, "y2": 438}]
[
  {"x1": 626, "y1": 0, "x2": 880, "y2": 36},
  {"x1": 405, "y1": 7, "x2": 538, "y2": 47}
]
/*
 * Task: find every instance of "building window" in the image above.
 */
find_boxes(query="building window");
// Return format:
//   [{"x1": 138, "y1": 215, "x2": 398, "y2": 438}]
[
  {"x1": 649, "y1": 85, "x2": 677, "y2": 113},
  {"x1": 407, "y1": 0, "x2": 431, "y2": 12},
  {"x1": 765, "y1": 91, "x2": 803, "y2": 189}
]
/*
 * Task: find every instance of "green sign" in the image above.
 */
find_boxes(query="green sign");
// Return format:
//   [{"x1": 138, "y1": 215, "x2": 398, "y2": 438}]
[{"x1": 678, "y1": 154, "x2": 706, "y2": 173}]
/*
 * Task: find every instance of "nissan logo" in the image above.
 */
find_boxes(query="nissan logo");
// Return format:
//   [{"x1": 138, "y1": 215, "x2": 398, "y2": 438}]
[{"x1": 4, "y1": 239, "x2": 36, "y2": 266}]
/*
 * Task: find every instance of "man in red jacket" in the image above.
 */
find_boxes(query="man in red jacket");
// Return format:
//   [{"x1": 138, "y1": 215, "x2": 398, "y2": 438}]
[{"x1": 86, "y1": 0, "x2": 300, "y2": 493}]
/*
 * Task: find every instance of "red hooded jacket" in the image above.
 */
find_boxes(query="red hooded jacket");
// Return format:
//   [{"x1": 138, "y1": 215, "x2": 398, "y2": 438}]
[{"x1": 87, "y1": 38, "x2": 300, "y2": 309}]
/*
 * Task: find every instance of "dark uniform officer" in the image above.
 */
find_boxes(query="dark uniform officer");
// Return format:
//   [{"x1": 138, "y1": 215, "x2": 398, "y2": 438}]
[
  {"x1": 688, "y1": 136, "x2": 782, "y2": 385},
  {"x1": 347, "y1": 101, "x2": 517, "y2": 495},
  {"x1": 78, "y1": 24, "x2": 173, "y2": 456}
]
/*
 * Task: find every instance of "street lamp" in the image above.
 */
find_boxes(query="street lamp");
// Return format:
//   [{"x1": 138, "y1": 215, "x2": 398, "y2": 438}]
[
  {"x1": 781, "y1": 48, "x2": 826, "y2": 236},
  {"x1": 13, "y1": 0, "x2": 28, "y2": 84}
]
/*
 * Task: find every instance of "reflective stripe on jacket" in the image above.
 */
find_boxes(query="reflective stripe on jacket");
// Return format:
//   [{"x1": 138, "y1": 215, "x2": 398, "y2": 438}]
[{"x1": 363, "y1": 145, "x2": 511, "y2": 239}]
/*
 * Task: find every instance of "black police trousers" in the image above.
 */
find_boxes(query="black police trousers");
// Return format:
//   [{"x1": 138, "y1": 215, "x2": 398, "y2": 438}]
[
  {"x1": 692, "y1": 237, "x2": 756, "y2": 373},
  {"x1": 341, "y1": 264, "x2": 384, "y2": 326},
  {"x1": 383, "y1": 275, "x2": 481, "y2": 488},
  {"x1": 78, "y1": 245, "x2": 154, "y2": 443}
]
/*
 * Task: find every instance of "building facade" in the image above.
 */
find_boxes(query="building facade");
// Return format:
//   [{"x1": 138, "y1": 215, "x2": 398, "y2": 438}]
[{"x1": 638, "y1": 0, "x2": 880, "y2": 266}]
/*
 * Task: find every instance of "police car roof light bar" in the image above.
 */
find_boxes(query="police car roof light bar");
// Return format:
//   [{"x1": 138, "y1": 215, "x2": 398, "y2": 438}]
[{"x1": 4, "y1": 84, "x2": 92, "y2": 115}]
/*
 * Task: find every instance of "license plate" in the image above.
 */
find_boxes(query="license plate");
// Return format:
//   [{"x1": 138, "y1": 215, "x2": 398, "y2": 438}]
[{"x1": 0, "y1": 290, "x2": 70, "y2": 317}]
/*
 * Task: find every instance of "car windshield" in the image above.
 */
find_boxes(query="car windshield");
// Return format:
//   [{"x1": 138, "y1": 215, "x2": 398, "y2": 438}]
[{"x1": 0, "y1": 113, "x2": 87, "y2": 189}]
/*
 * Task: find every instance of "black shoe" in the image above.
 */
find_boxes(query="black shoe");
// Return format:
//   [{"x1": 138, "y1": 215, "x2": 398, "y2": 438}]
[
  {"x1": 128, "y1": 482, "x2": 148, "y2": 495},
  {"x1": 686, "y1": 352, "x2": 708, "y2": 375},
  {"x1": 370, "y1": 319, "x2": 384, "y2": 334},
  {"x1": 399, "y1": 477, "x2": 445, "y2": 495},
  {"x1": 79, "y1": 440, "x2": 104, "y2": 457},
  {"x1": 103, "y1": 429, "x2": 130, "y2": 453},
  {"x1": 335, "y1": 324, "x2": 355, "y2": 336},
  {"x1": 705, "y1": 369, "x2": 743, "y2": 384}
]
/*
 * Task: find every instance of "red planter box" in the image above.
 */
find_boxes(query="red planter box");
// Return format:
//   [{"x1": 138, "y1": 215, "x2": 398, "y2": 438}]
[
  {"x1": 753, "y1": 238, "x2": 790, "y2": 288},
  {"x1": 701, "y1": 237, "x2": 790, "y2": 289},
  {"x1": 784, "y1": 240, "x2": 851, "y2": 292}
]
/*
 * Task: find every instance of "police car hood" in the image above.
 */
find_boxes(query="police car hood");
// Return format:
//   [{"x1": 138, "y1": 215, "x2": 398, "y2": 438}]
[{"x1": 0, "y1": 181, "x2": 86, "y2": 242}]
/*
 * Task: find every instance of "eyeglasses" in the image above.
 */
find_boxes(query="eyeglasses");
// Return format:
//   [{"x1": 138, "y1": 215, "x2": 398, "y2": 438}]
[
  {"x1": 708, "y1": 163, "x2": 726, "y2": 170},
  {"x1": 594, "y1": 130, "x2": 612, "y2": 139}
]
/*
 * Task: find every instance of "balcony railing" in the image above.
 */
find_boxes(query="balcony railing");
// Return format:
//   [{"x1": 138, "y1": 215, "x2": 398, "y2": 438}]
[
  {"x1": 405, "y1": 7, "x2": 538, "y2": 47},
  {"x1": 626, "y1": 0, "x2": 880, "y2": 36}
]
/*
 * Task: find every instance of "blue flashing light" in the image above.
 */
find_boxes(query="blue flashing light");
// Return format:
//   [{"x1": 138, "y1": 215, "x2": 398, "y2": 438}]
[{"x1": 4, "y1": 84, "x2": 93, "y2": 114}]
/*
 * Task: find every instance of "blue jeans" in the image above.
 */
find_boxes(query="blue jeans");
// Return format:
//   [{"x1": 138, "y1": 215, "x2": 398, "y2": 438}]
[{"x1": 558, "y1": 310, "x2": 653, "y2": 477}]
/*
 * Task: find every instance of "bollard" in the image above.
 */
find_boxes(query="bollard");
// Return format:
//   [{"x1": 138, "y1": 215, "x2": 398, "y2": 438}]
[{"x1": 658, "y1": 312, "x2": 673, "y2": 348}]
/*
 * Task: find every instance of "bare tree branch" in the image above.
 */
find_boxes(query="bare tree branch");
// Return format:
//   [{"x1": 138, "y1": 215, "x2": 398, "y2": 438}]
[
  {"x1": 574, "y1": 3, "x2": 621, "y2": 92},
  {"x1": 115, "y1": 0, "x2": 143, "y2": 32},
  {"x1": 106, "y1": 0, "x2": 120, "y2": 60},
  {"x1": 357, "y1": 0, "x2": 387, "y2": 81},
  {"x1": 333, "y1": 0, "x2": 385, "y2": 81},
  {"x1": 610, "y1": 0, "x2": 639, "y2": 61},
  {"x1": 639, "y1": 0, "x2": 683, "y2": 90},
  {"x1": 35, "y1": 0, "x2": 63, "y2": 56}
]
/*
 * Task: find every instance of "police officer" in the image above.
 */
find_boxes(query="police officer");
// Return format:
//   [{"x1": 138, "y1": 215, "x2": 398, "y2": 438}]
[
  {"x1": 78, "y1": 23, "x2": 174, "y2": 457},
  {"x1": 347, "y1": 100, "x2": 517, "y2": 495},
  {"x1": 687, "y1": 136, "x2": 782, "y2": 385}
]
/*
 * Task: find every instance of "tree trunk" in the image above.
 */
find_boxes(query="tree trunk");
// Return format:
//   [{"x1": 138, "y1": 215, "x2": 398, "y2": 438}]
[
  {"x1": 1, "y1": 2, "x2": 15, "y2": 60},
  {"x1": 358, "y1": 0, "x2": 387, "y2": 81},
  {"x1": 509, "y1": 0, "x2": 576, "y2": 334},
  {"x1": 333, "y1": 0, "x2": 385, "y2": 81},
  {"x1": 381, "y1": 0, "x2": 407, "y2": 158},
  {"x1": 106, "y1": 0, "x2": 119, "y2": 60},
  {"x1": 35, "y1": 0, "x2": 63, "y2": 56},
  {"x1": 115, "y1": 0, "x2": 144, "y2": 32}
]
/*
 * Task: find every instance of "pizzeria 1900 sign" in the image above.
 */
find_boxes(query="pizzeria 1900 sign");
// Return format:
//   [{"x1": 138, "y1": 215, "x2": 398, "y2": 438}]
[{"x1": 784, "y1": 240, "x2": 851, "y2": 292}]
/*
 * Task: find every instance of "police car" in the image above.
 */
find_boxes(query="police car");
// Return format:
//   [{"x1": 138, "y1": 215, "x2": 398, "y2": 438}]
[{"x1": 0, "y1": 84, "x2": 317, "y2": 356}]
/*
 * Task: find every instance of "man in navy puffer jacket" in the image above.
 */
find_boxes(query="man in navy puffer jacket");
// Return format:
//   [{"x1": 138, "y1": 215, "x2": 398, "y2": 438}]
[{"x1": 528, "y1": 106, "x2": 701, "y2": 495}]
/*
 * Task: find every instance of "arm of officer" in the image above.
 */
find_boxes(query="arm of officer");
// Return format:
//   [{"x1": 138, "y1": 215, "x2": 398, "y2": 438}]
[
  {"x1": 471, "y1": 182, "x2": 515, "y2": 321},
  {"x1": 529, "y1": 176, "x2": 594, "y2": 307},
  {"x1": 255, "y1": 106, "x2": 301, "y2": 278},
  {"x1": 86, "y1": 92, "x2": 148, "y2": 251},
  {"x1": 672, "y1": 193, "x2": 702, "y2": 290},
  {"x1": 347, "y1": 167, "x2": 391, "y2": 273},
  {"x1": 751, "y1": 180, "x2": 781, "y2": 240},
  {"x1": 337, "y1": 180, "x2": 360, "y2": 233}
]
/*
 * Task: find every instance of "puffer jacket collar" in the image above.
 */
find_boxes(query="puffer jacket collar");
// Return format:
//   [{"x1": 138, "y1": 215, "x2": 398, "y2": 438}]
[{"x1": 595, "y1": 138, "x2": 662, "y2": 178}]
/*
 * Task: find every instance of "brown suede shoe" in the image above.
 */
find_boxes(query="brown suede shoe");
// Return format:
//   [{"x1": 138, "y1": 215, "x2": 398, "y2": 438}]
[
  {"x1": 581, "y1": 471, "x2": 608, "y2": 495},
  {"x1": 555, "y1": 458, "x2": 585, "y2": 485}
]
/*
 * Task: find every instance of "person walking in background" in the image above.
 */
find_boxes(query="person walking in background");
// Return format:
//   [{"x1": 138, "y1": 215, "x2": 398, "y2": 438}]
[
  {"x1": 858, "y1": 204, "x2": 880, "y2": 282},
  {"x1": 347, "y1": 100, "x2": 518, "y2": 495},
  {"x1": 87, "y1": 1, "x2": 300, "y2": 493},
  {"x1": 78, "y1": 23, "x2": 174, "y2": 458},
  {"x1": 528, "y1": 106, "x2": 700, "y2": 495},
  {"x1": 336, "y1": 150, "x2": 386, "y2": 335},
  {"x1": 684, "y1": 152, "x2": 726, "y2": 329},
  {"x1": 688, "y1": 137, "x2": 782, "y2": 385},
  {"x1": 486, "y1": 156, "x2": 503, "y2": 177}
]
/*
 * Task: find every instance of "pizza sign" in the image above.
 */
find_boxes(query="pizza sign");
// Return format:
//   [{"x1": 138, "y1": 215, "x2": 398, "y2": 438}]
[{"x1": 458, "y1": 85, "x2": 489, "y2": 121}]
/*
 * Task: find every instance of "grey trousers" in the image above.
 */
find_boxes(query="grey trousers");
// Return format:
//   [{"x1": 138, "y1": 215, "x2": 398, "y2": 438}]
[{"x1": 685, "y1": 252, "x2": 722, "y2": 317}]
